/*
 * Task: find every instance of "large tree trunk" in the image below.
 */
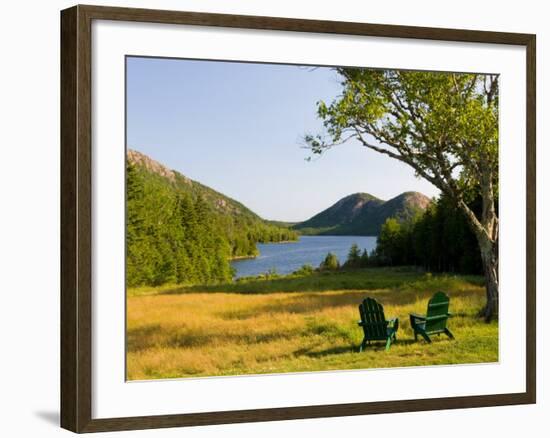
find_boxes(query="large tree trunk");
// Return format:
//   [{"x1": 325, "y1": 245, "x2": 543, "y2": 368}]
[
  {"x1": 457, "y1": 190, "x2": 499, "y2": 322},
  {"x1": 477, "y1": 233, "x2": 499, "y2": 322}
]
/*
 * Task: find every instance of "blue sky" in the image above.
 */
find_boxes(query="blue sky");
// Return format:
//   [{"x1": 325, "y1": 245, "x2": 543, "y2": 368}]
[{"x1": 127, "y1": 57, "x2": 439, "y2": 222}]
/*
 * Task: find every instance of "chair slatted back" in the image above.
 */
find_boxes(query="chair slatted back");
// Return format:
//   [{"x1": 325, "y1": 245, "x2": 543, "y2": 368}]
[
  {"x1": 425, "y1": 291, "x2": 450, "y2": 333},
  {"x1": 359, "y1": 298, "x2": 387, "y2": 340}
]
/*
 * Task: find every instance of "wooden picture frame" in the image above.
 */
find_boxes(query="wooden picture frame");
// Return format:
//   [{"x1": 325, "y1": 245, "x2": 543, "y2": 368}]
[{"x1": 60, "y1": 4, "x2": 536, "y2": 433}]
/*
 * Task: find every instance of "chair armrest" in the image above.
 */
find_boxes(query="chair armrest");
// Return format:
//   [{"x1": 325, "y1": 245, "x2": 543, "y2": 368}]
[
  {"x1": 358, "y1": 321, "x2": 364, "y2": 326},
  {"x1": 387, "y1": 318, "x2": 399, "y2": 330},
  {"x1": 410, "y1": 313, "x2": 426, "y2": 321}
]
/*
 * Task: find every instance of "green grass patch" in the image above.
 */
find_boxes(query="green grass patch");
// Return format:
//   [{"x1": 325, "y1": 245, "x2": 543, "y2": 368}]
[{"x1": 128, "y1": 267, "x2": 483, "y2": 296}]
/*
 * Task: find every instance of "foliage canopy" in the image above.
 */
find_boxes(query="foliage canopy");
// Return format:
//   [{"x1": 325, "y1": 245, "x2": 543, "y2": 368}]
[{"x1": 306, "y1": 68, "x2": 500, "y2": 320}]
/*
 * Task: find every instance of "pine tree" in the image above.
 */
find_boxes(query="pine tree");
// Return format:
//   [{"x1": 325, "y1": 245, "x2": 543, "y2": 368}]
[
  {"x1": 360, "y1": 249, "x2": 370, "y2": 268},
  {"x1": 345, "y1": 243, "x2": 362, "y2": 268}
]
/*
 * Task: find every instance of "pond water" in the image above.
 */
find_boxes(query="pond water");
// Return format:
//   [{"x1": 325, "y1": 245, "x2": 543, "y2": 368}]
[{"x1": 231, "y1": 235, "x2": 377, "y2": 278}]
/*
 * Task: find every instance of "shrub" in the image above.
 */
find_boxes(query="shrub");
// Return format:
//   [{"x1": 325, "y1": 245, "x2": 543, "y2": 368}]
[
  {"x1": 293, "y1": 264, "x2": 315, "y2": 276},
  {"x1": 319, "y1": 252, "x2": 340, "y2": 271}
]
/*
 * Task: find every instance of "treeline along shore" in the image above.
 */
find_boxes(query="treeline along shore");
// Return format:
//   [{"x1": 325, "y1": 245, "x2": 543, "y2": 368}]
[
  {"x1": 127, "y1": 149, "x2": 484, "y2": 288},
  {"x1": 126, "y1": 152, "x2": 298, "y2": 287}
]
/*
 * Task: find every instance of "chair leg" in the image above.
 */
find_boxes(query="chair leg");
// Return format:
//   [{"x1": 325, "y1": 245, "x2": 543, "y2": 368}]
[
  {"x1": 385, "y1": 337, "x2": 392, "y2": 351},
  {"x1": 444, "y1": 328, "x2": 455, "y2": 340},
  {"x1": 359, "y1": 338, "x2": 367, "y2": 352},
  {"x1": 418, "y1": 330, "x2": 431, "y2": 343}
]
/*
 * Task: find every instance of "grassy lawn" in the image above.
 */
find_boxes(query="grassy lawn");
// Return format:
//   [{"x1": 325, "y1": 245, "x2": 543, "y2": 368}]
[{"x1": 126, "y1": 268, "x2": 498, "y2": 380}]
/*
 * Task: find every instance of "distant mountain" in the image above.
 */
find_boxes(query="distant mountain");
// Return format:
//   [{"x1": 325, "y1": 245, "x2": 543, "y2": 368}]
[
  {"x1": 293, "y1": 191, "x2": 431, "y2": 236},
  {"x1": 128, "y1": 149, "x2": 430, "y2": 242}
]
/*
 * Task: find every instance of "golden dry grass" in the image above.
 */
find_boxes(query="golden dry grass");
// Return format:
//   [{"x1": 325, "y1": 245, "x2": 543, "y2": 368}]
[{"x1": 127, "y1": 270, "x2": 498, "y2": 380}]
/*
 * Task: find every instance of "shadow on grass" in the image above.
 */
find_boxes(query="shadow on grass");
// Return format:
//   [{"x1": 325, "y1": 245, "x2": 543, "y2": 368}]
[
  {"x1": 160, "y1": 268, "x2": 431, "y2": 295},
  {"x1": 218, "y1": 288, "x2": 482, "y2": 320},
  {"x1": 127, "y1": 324, "x2": 162, "y2": 352},
  {"x1": 127, "y1": 324, "x2": 302, "y2": 352},
  {"x1": 219, "y1": 290, "x2": 374, "y2": 319},
  {"x1": 296, "y1": 339, "x2": 422, "y2": 358},
  {"x1": 302, "y1": 345, "x2": 357, "y2": 358}
]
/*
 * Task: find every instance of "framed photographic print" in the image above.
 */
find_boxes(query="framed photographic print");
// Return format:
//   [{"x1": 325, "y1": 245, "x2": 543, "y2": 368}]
[{"x1": 60, "y1": 4, "x2": 536, "y2": 433}]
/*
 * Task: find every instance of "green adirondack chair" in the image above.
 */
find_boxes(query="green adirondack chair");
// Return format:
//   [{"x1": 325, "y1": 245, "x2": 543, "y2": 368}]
[
  {"x1": 409, "y1": 291, "x2": 454, "y2": 343},
  {"x1": 358, "y1": 297, "x2": 399, "y2": 351}
]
